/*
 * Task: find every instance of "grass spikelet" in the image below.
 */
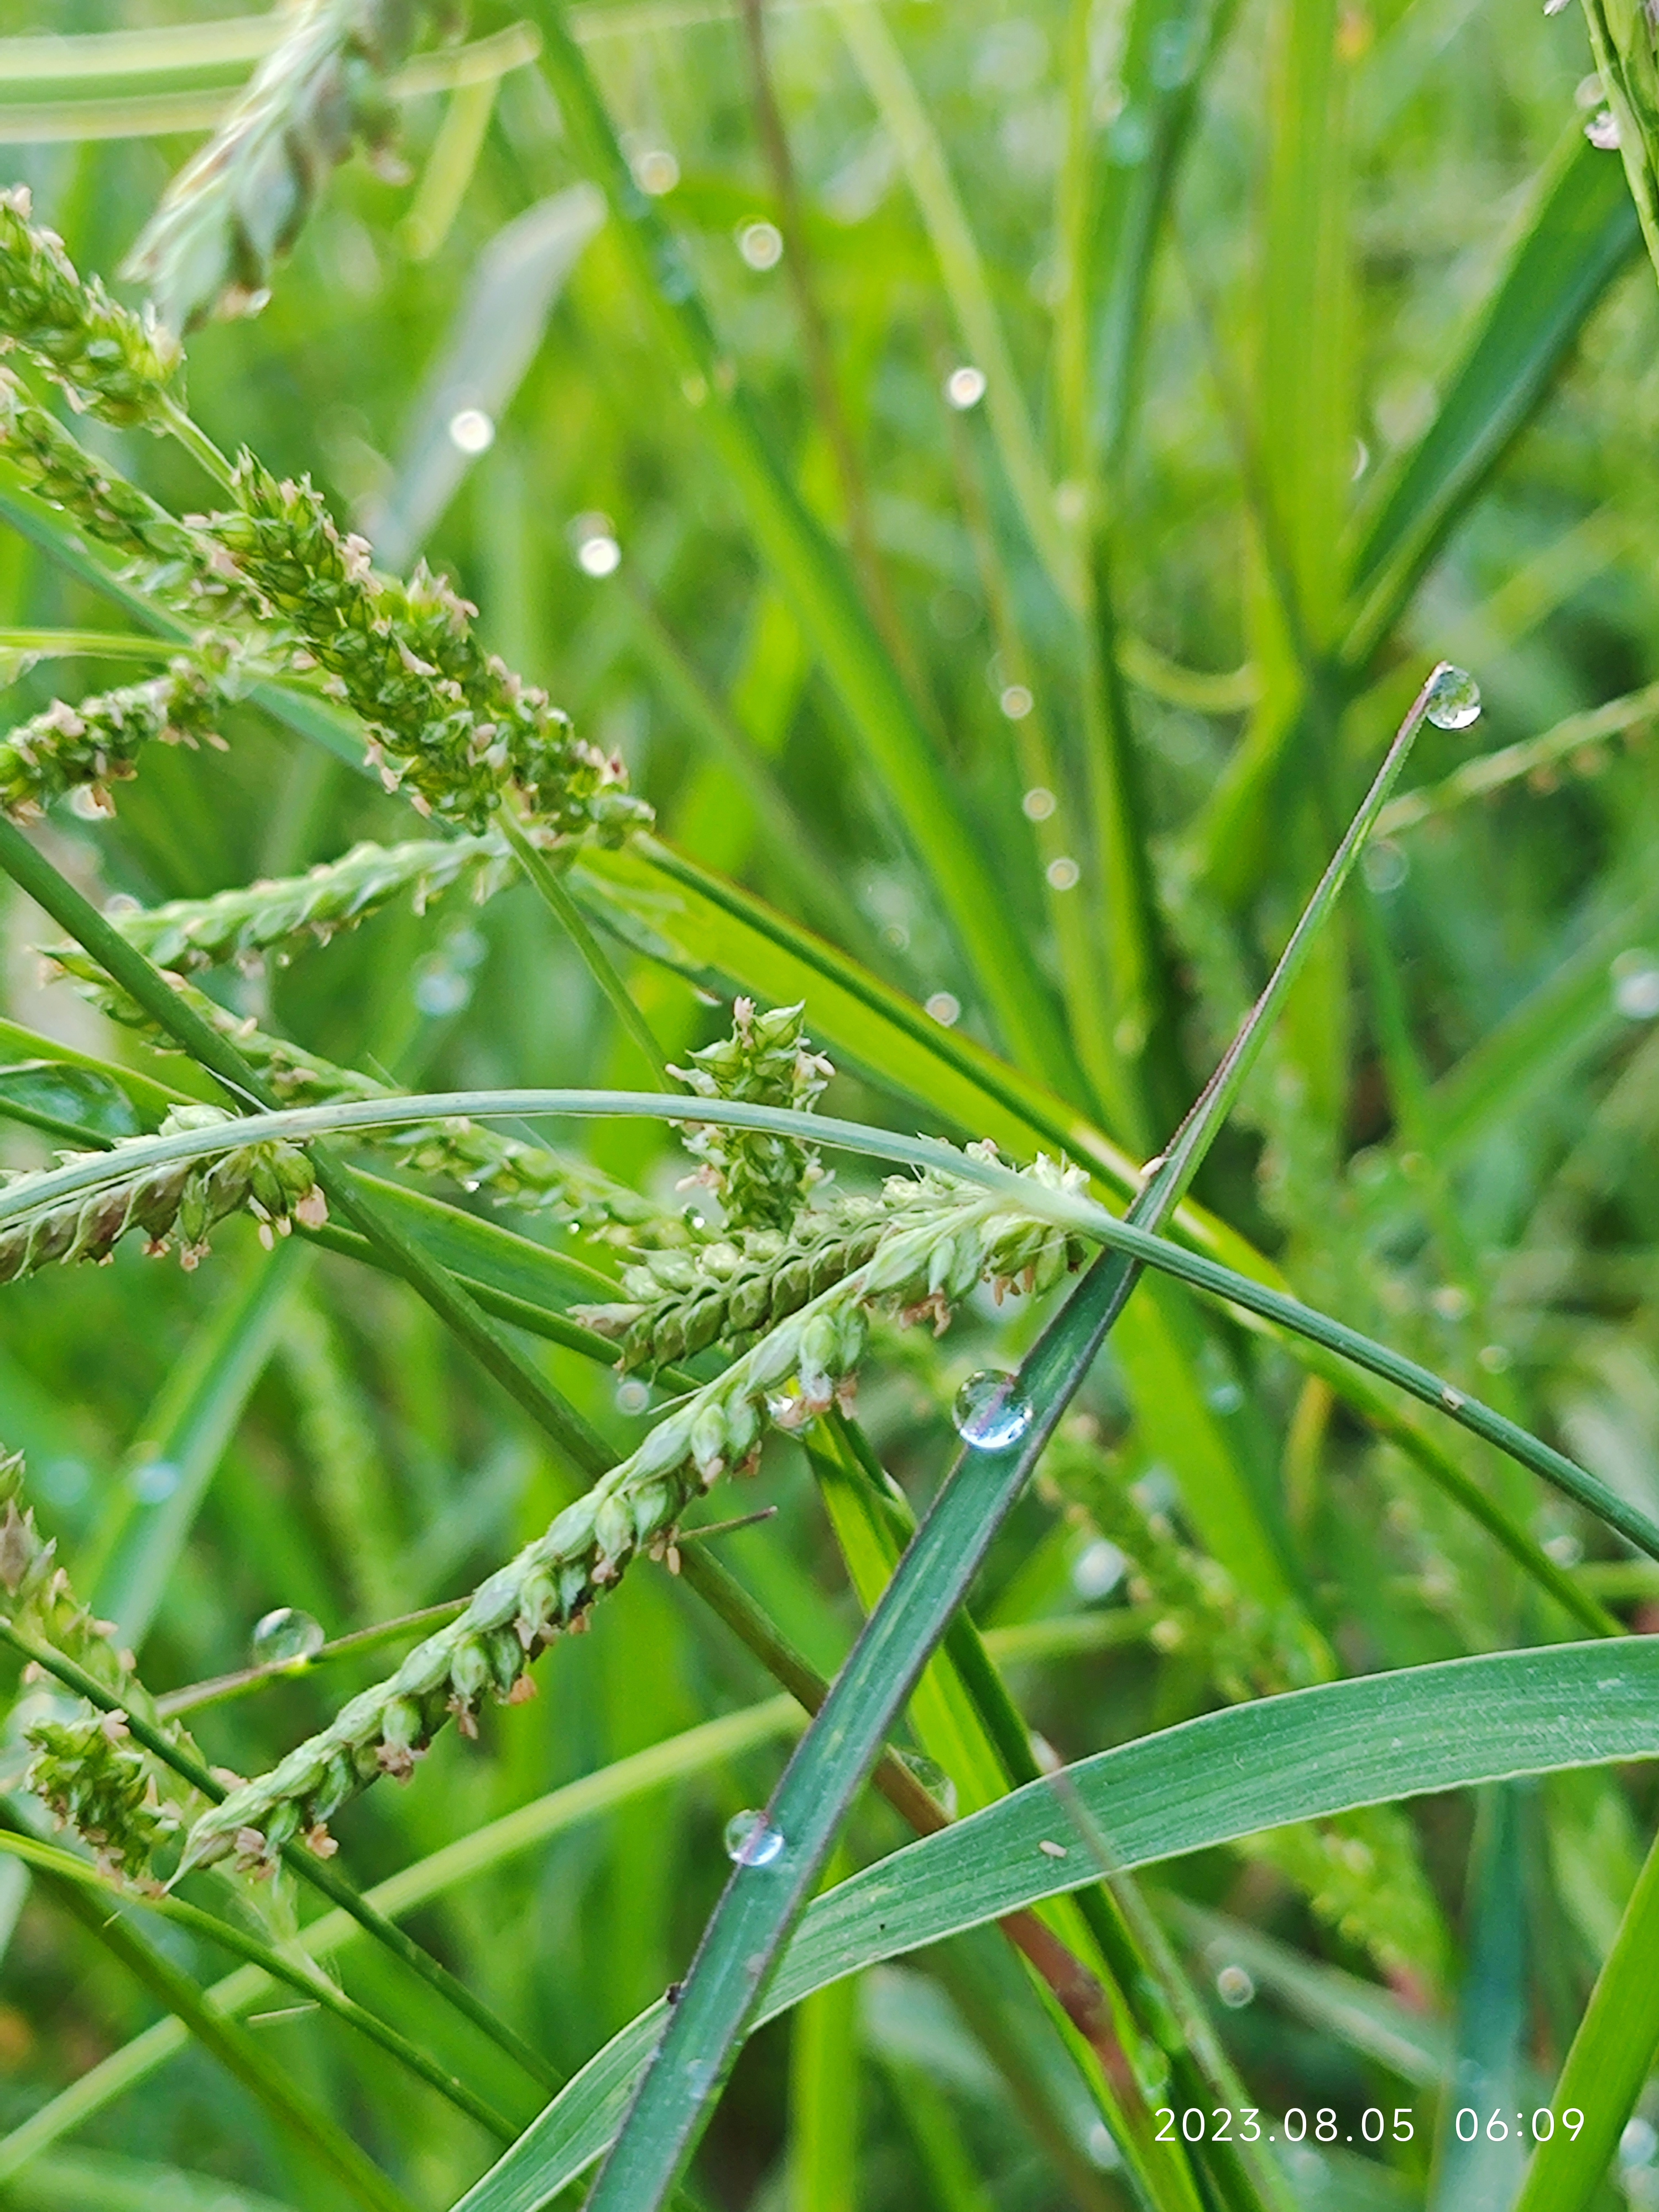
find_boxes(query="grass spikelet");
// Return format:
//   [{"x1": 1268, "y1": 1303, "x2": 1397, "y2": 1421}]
[
  {"x1": 0, "y1": 187, "x2": 181, "y2": 426},
  {"x1": 122, "y1": 0, "x2": 456, "y2": 332},
  {"x1": 0, "y1": 1104, "x2": 325, "y2": 1280},
  {"x1": 0, "y1": 663, "x2": 224, "y2": 821}
]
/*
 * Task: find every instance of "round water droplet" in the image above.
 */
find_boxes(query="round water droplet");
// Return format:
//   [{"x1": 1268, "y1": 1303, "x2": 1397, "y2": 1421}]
[
  {"x1": 1215, "y1": 1963, "x2": 1255, "y2": 2008},
  {"x1": 953, "y1": 1371, "x2": 1034, "y2": 1451},
  {"x1": 1021, "y1": 785, "x2": 1056, "y2": 821},
  {"x1": 737, "y1": 220, "x2": 784, "y2": 270},
  {"x1": 129, "y1": 1459, "x2": 180, "y2": 1504},
  {"x1": 723, "y1": 1810, "x2": 786, "y2": 1866},
  {"x1": 1586, "y1": 106, "x2": 1622, "y2": 148},
  {"x1": 999, "y1": 683, "x2": 1034, "y2": 720},
  {"x1": 945, "y1": 364, "x2": 987, "y2": 410},
  {"x1": 1424, "y1": 666, "x2": 1481, "y2": 729},
  {"x1": 1046, "y1": 855, "x2": 1081, "y2": 891},
  {"x1": 251, "y1": 1606, "x2": 325, "y2": 1670},
  {"x1": 1073, "y1": 1537, "x2": 1127, "y2": 1601},
  {"x1": 616, "y1": 1378, "x2": 651, "y2": 1416},
  {"x1": 577, "y1": 534, "x2": 622, "y2": 578},
  {"x1": 447, "y1": 407, "x2": 495, "y2": 455},
  {"x1": 924, "y1": 991, "x2": 961, "y2": 1027}
]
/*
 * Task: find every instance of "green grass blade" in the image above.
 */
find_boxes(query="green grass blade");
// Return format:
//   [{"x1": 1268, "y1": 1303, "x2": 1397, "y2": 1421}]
[
  {"x1": 530, "y1": 4, "x2": 1073, "y2": 1086},
  {"x1": 1505, "y1": 1815, "x2": 1659, "y2": 2212},
  {"x1": 17, "y1": 1847, "x2": 419, "y2": 2212},
  {"x1": 451, "y1": 1638, "x2": 1659, "y2": 2211},
  {"x1": 578, "y1": 667, "x2": 1435, "y2": 2206},
  {"x1": 829, "y1": 0, "x2": 1074, "y2": 603},
  {"x1": 580, "y1": 1249, "x2": 1141, "y2": 2211},
  {"x1": 1427, "y1": 1788, "x2": 1527, "y2": 2209},
  {"x1": 1343, "y1": 133, "x2": 1641, "y2": 669},
  {"x1": 85, "y1": 1240, "x2": 308, "y2": 1651},
  {"x1": 0, "y1": 1828, "x2": 516, "y2": 2143},
  {"x1": 1578, "y1": 0, "x2": 1659, "y2": 283}
]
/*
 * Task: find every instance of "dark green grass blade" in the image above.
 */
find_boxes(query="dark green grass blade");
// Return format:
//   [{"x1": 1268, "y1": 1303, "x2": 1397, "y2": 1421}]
[
  {"x1": 579, "y1": 1248, "x2": 1140, "y2": 2210},
  {"x1": 452, "y1": 1637, "x2": 1659, "y2": 2211},
  {"x1": 1343, "y1": 133, "x2": 1640, "y2": 667}
]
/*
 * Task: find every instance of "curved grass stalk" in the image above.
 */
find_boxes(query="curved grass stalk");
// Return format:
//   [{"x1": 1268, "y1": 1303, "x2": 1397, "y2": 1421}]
[{"x1": 6, "y1": 1074, "x2": 1650, "y2": 1563}]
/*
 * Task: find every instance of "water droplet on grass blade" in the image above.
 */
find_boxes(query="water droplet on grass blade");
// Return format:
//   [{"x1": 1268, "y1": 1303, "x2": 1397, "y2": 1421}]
[
  {"x1": 447, "y1": 408, "x2": 494, "y2": 454},
  {"x1": 953, "y1": 1371, "x2": 1034, "y2": 1449},
  {"x1": 945, "y1": 364, "x2": 987, "y2": 409},
  {"x1": 1216, "y1": 1964, "x2": 1256, "y2": 2007},
  {"x1": 1586, "y1": 107, "x2": 1622, "y2": 148},
  {"x1": 723, "y1": 1810, "x2": 786, "y2": 1866},
  {"x1": 251, "y1": 1606, "x2": 324, "y2": 1670},
  {"x1": 1425, "y1": 666, "x2": 1481, "y2": 728}
]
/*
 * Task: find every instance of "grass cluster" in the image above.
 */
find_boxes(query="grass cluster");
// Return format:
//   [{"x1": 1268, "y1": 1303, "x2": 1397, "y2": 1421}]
[{"x1": 2, "y1": 1, "x2": 1659, "y2": 2209}]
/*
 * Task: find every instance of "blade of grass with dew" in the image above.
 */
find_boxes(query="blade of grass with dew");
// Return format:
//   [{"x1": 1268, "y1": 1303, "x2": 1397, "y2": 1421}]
[
  {"x1": 1508, "y1": 1815, "x2": 1659, "y2": 2212},
  {"x1": 1575, "y1": 0, "x2": 1659, "y2": 283},
  {"x1": 808, "y1": 1426, "x2": 1230, "y2": 2212},
  {"x1": 572, "y1": 665, "x2": 1448, "y2": 2208},
  {"x1": 452, "y1": 1636, "x2": 1659, "y2": 2212},
  {"x1": 1376, "y1": 677, "x2": 1659, "y2": 837},
  {"x1": 82, "y1": 1239, "x2": 309, "y2": 1651},
  {"x1": 367, "y1": 187, "x2": 606, "y2": 571},
  {"x1": 1172, "y1": 1901, "x2": 1450, "y2": 2086},
  {"x1": 530, "y1": 3, "x2": 1073, "y2": 1087}
]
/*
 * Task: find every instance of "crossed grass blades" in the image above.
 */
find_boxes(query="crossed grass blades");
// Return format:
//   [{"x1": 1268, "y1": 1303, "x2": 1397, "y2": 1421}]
[{"x1": 1, "y1": 4, "x2": 1658, "y2": 2212}]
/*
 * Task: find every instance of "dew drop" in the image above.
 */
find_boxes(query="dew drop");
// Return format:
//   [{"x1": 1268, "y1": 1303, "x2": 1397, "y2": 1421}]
[
  {"x1": 251, "y1": 1606, "x2": 325, "y2": 1670},
  {"x1": 1216, "y1": 1963, "x2": 1256, "y2": 2008},
  {"x1": 1586, "y1": 107, "x2": 1622, "y2": 148},
  {"x1": 953, "y1": 1371, "x2": 1034, "y2": 1450},
  {"x1": 1424, "y1": 665, "x2": 1481, "y2": 729},
  {"x1": 577, "y1": 534, "x2": 622, "y2": 578},
  {"x1": 999, "y1": 682, "x2": 1034, "y2": 720},
  {"x1": 129, "y1": 1459, "x2": 180, "y2": 1504},
  {"x1": 945, "y1": 364, "x2": 987, "y2": 410},
  {"x1": 1073, "y1": 1537, "x2": 1127, "y2": 1601},
  {"x1": 737, "y1": 219, "x2": 784, "y2": 270},
  {"x1": 924, "y1": 991, "x2": 961, "y2": 1027},
  {"x1": 1543, "y1": 0, "x2": 1571, "y2": 12},
  {"x1": 1021, "y1": 785, "x2": 1056, "y2": 821},
  {"x1": 1441, "y1": 1386, "x2": 1466, "y2": 1413},
  {"x1": 447, "y1": 407, "x2": 495, "y2": 455},
  {"x1": 723, "y1": 1809, "x2": 786, "y2": 1866},
  {"x1": 1046, "y1": 855, "x2": 1081, "y2": 891}
]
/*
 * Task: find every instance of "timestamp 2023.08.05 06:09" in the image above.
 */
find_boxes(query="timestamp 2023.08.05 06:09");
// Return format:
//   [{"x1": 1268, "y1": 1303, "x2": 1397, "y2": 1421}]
[{"x1": 1154, "y1": 2109, "x2": 1588, "y2": 2147}]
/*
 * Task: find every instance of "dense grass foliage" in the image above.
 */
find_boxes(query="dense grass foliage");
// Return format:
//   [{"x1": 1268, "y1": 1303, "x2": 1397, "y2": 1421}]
[{"x1": 3, "y1": 0, "x2": 1659, "y2": 2208}]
